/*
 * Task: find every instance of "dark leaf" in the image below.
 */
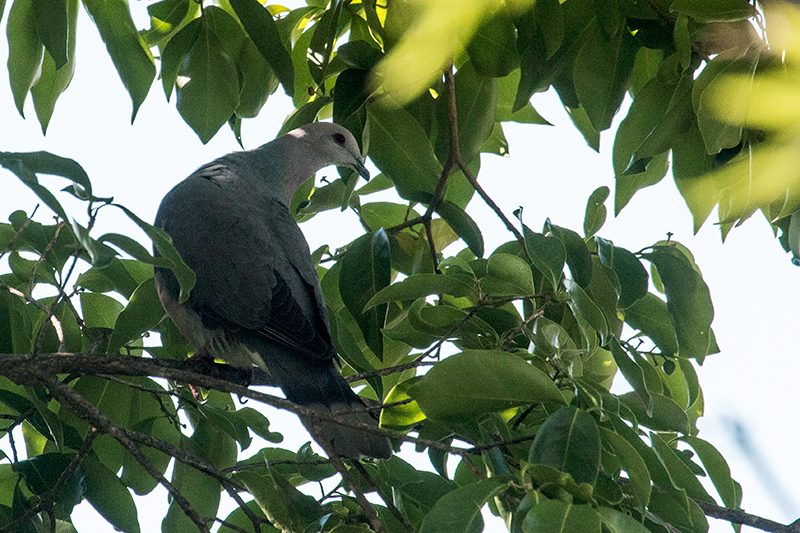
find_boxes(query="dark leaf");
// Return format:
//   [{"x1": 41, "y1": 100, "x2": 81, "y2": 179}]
[
  {"x1": 228, "y1": 0, "x2": 294, "y2": 96},
  {"x1": 339, "y1": 230, "x2": 391, "y2": 360}
]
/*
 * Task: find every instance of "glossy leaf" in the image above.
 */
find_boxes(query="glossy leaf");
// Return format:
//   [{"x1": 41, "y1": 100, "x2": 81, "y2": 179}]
[
  {"x1": 419, "y1": 477, "x2": 509, "y2": 533},
  {"x1": 228, "y1": 0, "x2": 294, "y2": 95},
  {"x1": 547, "y1": 220, "x2": 592, "y2": 288},
  {"x1": 615, "y1": 151, "x2": 670, "y2": 214},
  {"x1": 682, "y1": 436, "x2": 738, "y2": 509},
  {"x1": 565, "y1": 279, "x2": 609, "y2": 344},
  {"x1": 106, "y1": 277, "x2": 164, "y2": 354},
  {"x1": 436, "y1": 200, "x2": 485, "y2": 257},
  {"x1": 408, "y1": 350, "x2": 565, "y2": 421},
  {"x1": 651, "y1": 433, "x2": 714, "y2": 503},
  {"x1": 621, "y1": 392, "x2": 691, "y2": 434},
  {"x1": 583, "y1": 186, "x2": 609, "y2": 238},
  {"x1": 367, "y1": 102, "x2": 442, "y2": 200},
  {"x1": 234, "y1": 469, "x2": 325, "y2": 532},
  {"x1": 523, "y1": 500, "x2": 601, "y2": 533},
  {"x1": 642, "y1": 247, "x2": 714, "y2": 359},
  {"x1": 574, "y1": 23, "x2": 637, "y2": 131},
  {"x1": 523, "y1": 225, "x2": 566, "y2": 289},
  {"x1": 15, "y1": 453, "x2": 83, "y2": 515},
  {"x1": 6, "y1": 0, "x2": 44, "y2": 116},
  {"x1": 82, "y1": 455, "x2": 140, "y2": 533},
  {"x1": 529, "y1": 406, "x2": 601, "y2": 486},
  {"x1": 32, "y1": 0, "x2": 67, "y2": 68},
  {"x1": 81, "y1": 0, "x2": 155, "y2": 121},
  {"x1": 671, "y1": 0, "x2": 755, "y2": 22},
  {"x1": 596, "y1": 237, "x2": 648, "y2": 309},
  {"x1": 339, "y1": 230, "x2": 391, "y2": 360},
  {"x1": 380, "y1": 378, "x2": 426, "y2": 427},
  {"x1": 160, "y1": 19, "x2": 201, "y2": 101},
  {"x1": 595, "y1": 507, "x2": 651, "y2": 533},
  {"x1": 467, "y1": 6, "x2": 518, "y2": 77},
  {"x1": 175, "y1": 19, "x2": 239, "y2": 144},
  {"x1": 600, "y1": 427, "x2": 651, "y2": 507},
  {"x1": 365, "y1": 273, "x2": 477, "y2": 310}
]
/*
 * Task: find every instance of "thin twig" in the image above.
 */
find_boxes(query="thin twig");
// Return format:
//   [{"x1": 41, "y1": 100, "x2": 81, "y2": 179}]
[{"x1": 351, "y1": 460, "x2": 414, "y2": 532}]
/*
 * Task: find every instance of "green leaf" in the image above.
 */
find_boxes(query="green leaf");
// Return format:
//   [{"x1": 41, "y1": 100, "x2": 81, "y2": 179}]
[
  {"x1": 80, "y1": 292, "x2": 124, "y2": 329},
  {"x1": 621, "y1": 392, "x2": 691, "y2": 434},
  {"x1": 670, "y1": 0, "x2": 755, "y2": 22},
  {"x1": 608, "y1": 338, "x2": 652, "y2": 414},
  {"x1": 547, "y1": 220, "x2": 592, "y2": 288},
  {"x1": 6, "y1": 0, "x2": 44, "y2": 116},
  {"x1": 565, "y1": 279, "x2": 609, "y2": 344},
  {"x1": 672, "y1": 121, "x2": 718, "y2": 233},
  {"x1": 692, "y1": 46, "x2": 758, "y2": 154},
  {"x1": 380, "y1": 378, "x2": 426, "y2": 428},
  {"x1": 160, "y1": 18, "x2": 200, "y2": 101},
  {"x1": 642, "y1": 247, "x2": 714, "y2": 359},
  {"x1": 228, "y1": 0, "x2": 293, "y2": 96},
  {"x1": 339, "y1": 230, "x2": 391, "y2": 360},
  {"x1": 486, "y1": 253, "x2": 534, "y2": 296},
  {"x1": 306, "y1": 1, "x2": 342, "y2": 84},
  {"x1": 530, "y1": 406, "x2": 601, "y2": 486},
  {"x1": 82, "y1": 455, "x2": 140, "y2": 533},
  {"x1": 565, "y1": 104, "x2": 600, "y2": 151},
  {"x1": 32, "y1": 13, "x2": 77, "y2": 133},
  {"x1": 596, "y1": 238, "x2": 648, "y2": 309},
  {"x1": 523, "y1": 500, "x2": 601, "y2": 533},
  {"x1": 595, "y1": 507, "x2": 651, "y2": 533},
  {"x1": 176, "y1": 18, "x2": 239, "y2": 143},
  {"x1": 367, "y1": 102, "x2": 442, "y2": 201},
  {"x1": 333, "y1": 68, "x2": 371, "y2": 148},
  {"x1": 419, "y1": 478, "x2": 509, "y2": 533},
  {"x1": 32, "y1": 0, "x2": 67, "y2": 68},
  {"x1": 436, "y1": 61, "x2": 498, "y2": 164},
  {"x1": 650, "y1": 433, "x2": 714, "y2": 503},
  {"x1": 236, "y1": 407, "x2": 282, "y2": 443},
  {"x1": 163, "y1": 395, "x2": 237, "y2": 532},
  {"x1": 141, "y1": 0, "x2": 192, "y2": 48},
  {"x1": 496, "y1": 70, "x2": 550, "y2": 124},
  {"x1": 234, "y1": 469, "x2": 325, "y2": 533},
  {"x1": 106, "y1": 277, "x2": 163, "y2": 354},
  {"x1": 583, "y1": 186, "x2": 609, "y2": 238},
  {"x1": 573, "y1": 23, "x2": 637, "y2": 132},
  {"x1": 609, "y1": 415, "x2": 691, "y2": 511},
  {"x1": 435, "y1": 200, "x2": 485, "y2": 258},
  {"x1": 616, "y1": 72, "x2": 695, "y2": 181},
  {"x1": 681, "y1": 436, "x2": 737, "y2": 509},
  {"x1": 81, "y1": 0, "x2": 155, "y2": 121},
  {"x1": 467, "y1": 6, "x2": 518, "y2": 77},
  {"x1": 623, "y1": 292, "x2": 679, "y2": 356},
  {"x1": 365, "y1": 273, "x2": 476, "y2": 310},
  {"x1": 600, "y1": 428, "x2": 651, "y2": 507},
  {"x1": 523, "y1": 225, "x2": 565, "y2": 289},
  {"x1": 408, "y1": 350, "x2": 565, "y2": 421},
  {"x1": 615, "y1": 151, "x2": 670, "y2": 214},
  {"x1": 14, "y1": 453, "x2": 83, "y2": 515},
  {"x1": 534, "y1": 0, "x2": 564, "y2": 60},
  {"x1": 115, "y1": 205, "x2": 195, "y2": 304}
]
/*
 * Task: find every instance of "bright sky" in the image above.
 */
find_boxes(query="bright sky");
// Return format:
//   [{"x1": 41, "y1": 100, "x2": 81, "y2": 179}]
[{"x1": 1, "y1": 4, "x2": 799, "y2": 533}]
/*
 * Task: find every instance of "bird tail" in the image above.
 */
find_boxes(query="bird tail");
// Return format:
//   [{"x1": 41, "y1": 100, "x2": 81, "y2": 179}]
[{"x1": 252, "y1": 343, "x2": 392, "y2": 459}]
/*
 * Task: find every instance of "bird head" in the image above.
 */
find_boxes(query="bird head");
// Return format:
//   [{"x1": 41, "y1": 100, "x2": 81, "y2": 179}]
[{"x1": 288, "y1": 122, "x2": 370, "y2": 181}]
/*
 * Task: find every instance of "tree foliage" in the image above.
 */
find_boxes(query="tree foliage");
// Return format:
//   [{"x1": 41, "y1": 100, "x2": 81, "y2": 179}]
[{"x1": 0, "y1": 0, "x2": 796, "y2": 532}]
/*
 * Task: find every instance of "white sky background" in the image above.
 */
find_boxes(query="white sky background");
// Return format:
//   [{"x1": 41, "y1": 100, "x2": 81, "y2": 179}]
[{"x1": 1, "y1": 4, "x2": 800, "y2": 533}]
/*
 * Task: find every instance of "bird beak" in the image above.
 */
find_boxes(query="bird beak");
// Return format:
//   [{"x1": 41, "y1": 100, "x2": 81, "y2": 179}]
[{"x1": 353, "y1": 157, "x2": 370, "y2": 181}]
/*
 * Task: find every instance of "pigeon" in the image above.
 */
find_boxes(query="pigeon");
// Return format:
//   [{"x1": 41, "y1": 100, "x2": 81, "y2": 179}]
[{"x1": 154, "y1": 122, "x2": 391, "y2": 459}]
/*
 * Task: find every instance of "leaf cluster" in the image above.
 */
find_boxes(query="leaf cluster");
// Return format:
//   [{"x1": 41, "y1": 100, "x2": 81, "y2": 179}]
[{"x1": 1, "y1": 0, "x2": 792, "y2": 532}]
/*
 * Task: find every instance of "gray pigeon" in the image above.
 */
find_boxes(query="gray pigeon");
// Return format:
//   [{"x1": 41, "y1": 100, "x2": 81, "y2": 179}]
[{"x1": 154, "y1": 122, "x2": 392, "y2": 459}]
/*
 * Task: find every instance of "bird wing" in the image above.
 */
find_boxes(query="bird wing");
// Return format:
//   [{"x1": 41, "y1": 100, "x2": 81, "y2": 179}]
[{"x1": 156, "y1": 162, "x2": 335, "y2": 361}]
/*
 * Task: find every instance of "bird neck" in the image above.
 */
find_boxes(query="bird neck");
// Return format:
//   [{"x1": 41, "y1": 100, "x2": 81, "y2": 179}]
[{"x1": 246, "y1": 135, "x2": 330, "y2": 204}]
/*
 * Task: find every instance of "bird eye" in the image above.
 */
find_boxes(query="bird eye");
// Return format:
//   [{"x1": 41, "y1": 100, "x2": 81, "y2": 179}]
[{"x1": 333, "y1": 133, "x2": 346, "y2": 145}]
